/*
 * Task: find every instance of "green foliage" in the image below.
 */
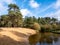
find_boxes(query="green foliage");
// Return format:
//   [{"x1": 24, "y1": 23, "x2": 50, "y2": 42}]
[
  {"x1": 52, "y1": 24, "x2": 58, "y2": 30},
  {"x1": 0, "y1": 15, "x2": 9, "y2": 27},
  {"x1": 0, "y1": 4, "x2": 23, "y2": 27},
  {"x1": 5, "y1": 21, "x2": 12, "y2": 27},
  {"x1": 8, "y1": 4, "x2": 19, "y2": 12},
  {"x1": 41, "y1": 24, "x2": 52, "y2": 32},
  {"x1": 32, "y1": 22, "x2": 41, "y2": 31},
  {"x1": 0, "y1": 3, "x2": 60, "y2": 32},
  {"x1": 9, "y1": 11, "x2": 23, "y2": 27},
  {"x1": 23, "y1": 16, "x2": 34, "y2": 28},
  {"x1": 8, "y1": 4, "x2": 23, "y2": 27},
  {"x1": 51, "y1": 18, "x2": 57, "y2": 22},
  {"x1": 33, "y1": 16, "x2": 38, "y2": 22}
]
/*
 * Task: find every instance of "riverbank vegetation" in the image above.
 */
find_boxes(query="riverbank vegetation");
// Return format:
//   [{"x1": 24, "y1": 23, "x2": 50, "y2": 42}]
[{"x1": 0, "y1": 4, "x2": 60, "y2": 33}]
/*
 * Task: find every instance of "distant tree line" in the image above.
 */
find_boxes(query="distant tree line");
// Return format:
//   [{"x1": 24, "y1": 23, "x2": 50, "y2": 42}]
[
  {"x1": 0, "y1": 4, "x2": 60, "y2": 32},
  {"x1": 23, "y1": 16, "x2": 60, "y2": 32}
]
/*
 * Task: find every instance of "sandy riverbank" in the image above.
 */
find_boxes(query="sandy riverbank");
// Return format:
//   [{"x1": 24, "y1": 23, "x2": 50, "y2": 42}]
[{"x1": 0, "y1": 28, "x2": 36, "y2": 45}]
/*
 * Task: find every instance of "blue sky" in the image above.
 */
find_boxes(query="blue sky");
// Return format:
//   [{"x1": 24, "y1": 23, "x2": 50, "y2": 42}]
[{"x1": 0, "y1": 0, "x2": 60, "y2": 20}]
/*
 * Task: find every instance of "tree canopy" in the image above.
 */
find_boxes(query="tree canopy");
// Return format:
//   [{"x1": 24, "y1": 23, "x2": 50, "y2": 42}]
[{"x1": 0, "y1": 4, "x2": 60, "y2": 32}]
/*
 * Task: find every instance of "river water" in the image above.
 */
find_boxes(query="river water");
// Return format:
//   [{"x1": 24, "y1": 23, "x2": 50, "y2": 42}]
[{"x1": 29, "y1": 32, "x2": 60, "y2": 45}]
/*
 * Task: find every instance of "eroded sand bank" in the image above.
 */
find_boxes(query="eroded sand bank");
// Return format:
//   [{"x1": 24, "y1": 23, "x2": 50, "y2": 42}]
[{"x1": 0, "y1": 28, "x2": 36, "y2": 45}]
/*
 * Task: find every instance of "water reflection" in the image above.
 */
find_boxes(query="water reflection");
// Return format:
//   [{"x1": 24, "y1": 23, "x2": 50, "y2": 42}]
[{"x1": 29, "y1": 32, "x2": 60, "y2": 45}]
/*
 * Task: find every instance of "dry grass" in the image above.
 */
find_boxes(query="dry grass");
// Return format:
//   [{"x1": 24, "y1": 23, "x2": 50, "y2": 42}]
[{"x1": 0, "y1": 27, "x2": 36, "y2": 45}]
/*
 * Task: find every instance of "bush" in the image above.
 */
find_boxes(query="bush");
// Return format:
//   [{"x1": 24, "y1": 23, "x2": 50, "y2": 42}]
[
  {"x1": 52, "y1": 24, "x2": 57, "y2": 30},
  {"x1": 41, "y1": 24, "x2": 52, "y2": 32},
  {"x1": 57, "y1": 25, "x2": 60, "y2": 30},
  {"x1": 41, "y1": 26, "x2": 46, "y2": 32},
  {"x1": 32, "y1": 22, "x2": 41, "y2": 31}
]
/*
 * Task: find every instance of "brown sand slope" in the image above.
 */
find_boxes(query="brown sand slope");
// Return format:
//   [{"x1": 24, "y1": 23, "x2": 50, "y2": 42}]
[{"x1": 0, "y1": 28, "x2": 36, "y2": 45}]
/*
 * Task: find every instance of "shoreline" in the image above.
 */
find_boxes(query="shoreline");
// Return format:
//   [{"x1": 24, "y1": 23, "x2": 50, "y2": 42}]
[{"x1": 0, "y1": 28, "x2": 36, "y2": 45}]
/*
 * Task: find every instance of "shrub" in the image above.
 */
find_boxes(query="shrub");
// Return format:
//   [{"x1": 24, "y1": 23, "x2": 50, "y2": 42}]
[
  {"x1": 41, "y1": 24, "x2": 52, "y2": 32},
  {"x1": 32, "y1": 22, "x2": 41, "y2": 31},
  {"x1": 52, "y1": 24, "x2": 57, "y2": 30},
  {"x1": 57, "y1": 25, "x2": 60, "y2": 30},
  {"x1": 41, "y1": 25, "x2": 46, "y2": 32}
]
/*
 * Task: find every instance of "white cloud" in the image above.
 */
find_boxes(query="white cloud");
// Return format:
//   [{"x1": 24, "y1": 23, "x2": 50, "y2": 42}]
[
  {"x1": 37, "y1": 3, "x2": 54, "y2": 14},
  {"x1": 0, "y1": 0, "x2": 16, "y2": 15},
  {"x1": 40, "y1": 0, "x2": 60, "y2": 20},
  {"x1": 51, "y1": 10, "x2": 60, "y2": 20},
  {"x1": 21, "y1": 9, "x2": 30, "y2": 15},
  {"x1": 48, "y1": 0, "x2": 60, "y2": 20},
  {"x1": 0, "y1": 0, "x2": 16, "y2": 4},
  {"x1": 21, "y1": 9, "x2": 33, "y2": 17},
  {"x1": 29, "y1": 0, "x2": 40, "y2": 8},
  {"x1": 54, "y1": 0, "x2": 60, "y2": 9},
  {"x1": 44, "y1": 10, "x2": 60, "y2": 20},
  {"x1": 0, "y1": 3, "x2": 8, "y2": 15}
]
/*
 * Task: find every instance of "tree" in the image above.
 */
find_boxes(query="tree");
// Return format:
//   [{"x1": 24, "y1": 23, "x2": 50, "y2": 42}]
[
  {"x1": 33, "y1": 16, "x2": 37, "y2": 22},
  {"x1": 8, "y1": 4, "x2": 23, "y2": 27},
  {"x1": 8, "y1": 4, "x2": 19, "y2": 12},
  {"x1": 38, "y1": 18, "x2": 46, "y2": 25},
  {"x1": 0, "y1": 4, "x2": 23, "y2": 27},
  {"x1": 44, "y1": 17, "x2": 51, "y2": 24},
  {"x1": 23, "y1": 16, "x2": 34, "y2": 28},
  {"x1": 0, "y1": 15, "x2": 9, "y2": 27},
  {"x1": 38, "y1": 17, "x2": 41, "y2": 25},
  {"x1": 51, "y1": 17, "x2": 57, "y2": 24}
]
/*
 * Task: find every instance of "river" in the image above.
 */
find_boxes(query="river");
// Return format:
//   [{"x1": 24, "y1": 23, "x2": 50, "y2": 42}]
[{"x1": 29, "y1": 32, "x2": 60, "y2": 45}]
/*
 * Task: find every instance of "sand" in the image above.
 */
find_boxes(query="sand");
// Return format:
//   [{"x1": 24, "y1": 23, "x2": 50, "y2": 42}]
[{"x1": 0, "y1": 28, "x2": 36, "y2": 45}]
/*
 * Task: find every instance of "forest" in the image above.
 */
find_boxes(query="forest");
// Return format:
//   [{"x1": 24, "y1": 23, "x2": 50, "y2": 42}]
[{"x1": 0, "y1": 4, "x2": 60, "y2": 32}]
